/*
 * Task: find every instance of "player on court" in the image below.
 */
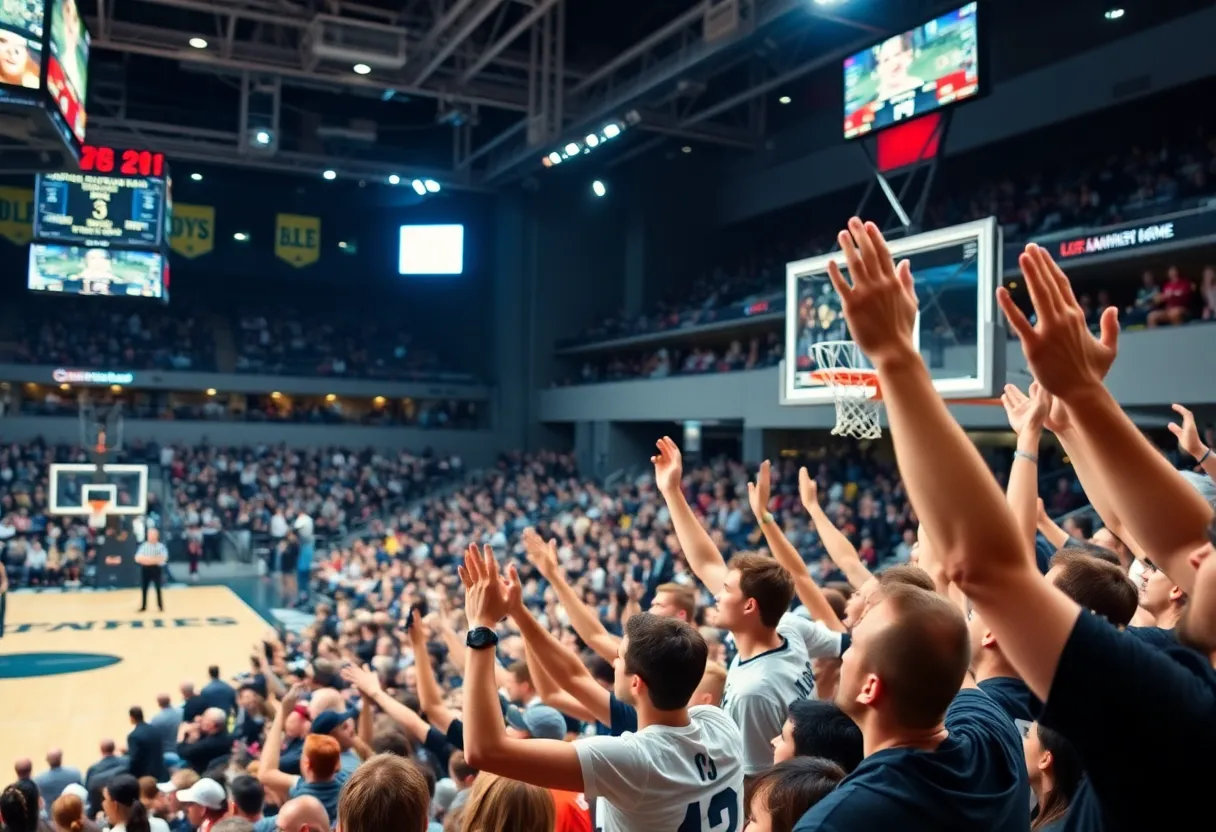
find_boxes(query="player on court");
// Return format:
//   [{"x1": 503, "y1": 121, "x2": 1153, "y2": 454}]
[
  {"x1": 652, "y1": 437, "x2": 846, "y2": 775},
  {"x1": 458, "y1": 544, "x2": 744, "y2": 832}
]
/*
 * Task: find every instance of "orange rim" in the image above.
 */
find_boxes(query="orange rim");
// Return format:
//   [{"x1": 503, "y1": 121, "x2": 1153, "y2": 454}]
[
  {"x1": 808, "y1": 369, "x2": 1003, "y2": 407},
  {"x1": 88, "y1": 498, "x2": 109, "y2": 515}
]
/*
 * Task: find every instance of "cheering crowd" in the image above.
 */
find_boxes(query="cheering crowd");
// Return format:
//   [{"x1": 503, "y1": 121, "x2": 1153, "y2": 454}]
[{"x1": 4, "y1": 221, "x2": 1215, "y2": 832}]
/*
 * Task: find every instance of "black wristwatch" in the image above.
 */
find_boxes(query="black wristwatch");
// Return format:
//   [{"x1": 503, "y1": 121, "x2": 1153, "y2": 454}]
[{"x1": 466, "y1": 626, "x2": 499, "y2": 650}]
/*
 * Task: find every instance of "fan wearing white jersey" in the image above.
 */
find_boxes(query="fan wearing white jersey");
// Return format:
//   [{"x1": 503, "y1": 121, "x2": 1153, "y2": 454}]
[
  {"x1": 652, "y1": 437, "x2": 847, "y2": 775},
  {"x1": 458, "y1": 544, "x2": 744, "y2": 832}
]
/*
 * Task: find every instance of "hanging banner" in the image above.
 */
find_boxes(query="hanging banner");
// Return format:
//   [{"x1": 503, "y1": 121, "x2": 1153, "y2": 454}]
[
  {"x1": 169, "y1": 203, "x2": 215, "y2": 258},
  {"x1": 0, "y1": 186, "x2": 35, "y2": 246},
  {"x1": 275, "y1": 213, "x2": 321, "y2": 267}
]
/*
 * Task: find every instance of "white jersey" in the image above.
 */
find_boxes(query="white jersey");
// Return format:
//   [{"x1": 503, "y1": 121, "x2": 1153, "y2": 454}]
[
  {"x1": 722, "y1": 612, "x2": 844, "y2": 774},
  {"x1": 575, "y1": 705, "x2": 744, "y2": 832}
]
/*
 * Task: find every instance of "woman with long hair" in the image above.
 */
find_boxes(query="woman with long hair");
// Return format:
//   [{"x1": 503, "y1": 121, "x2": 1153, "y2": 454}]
[
  {"x1": 744, "y1": 757, "x2": 845, "y2": 832},
  {"x1": 1024, "y1": 722, "x2": 1084, "y2": 831},
  {"x1": 50, "y1": 793, "x2": 85, "y2": 832},
  {"x1": 102, "y1": 774, "x2": 170, "y2": 832},
  {"x1": 459, "y1": 774, "x2": 554, "y2": 832},
  {"x1": 0, "y1": 779, "x2": 40, "y2": 832}
]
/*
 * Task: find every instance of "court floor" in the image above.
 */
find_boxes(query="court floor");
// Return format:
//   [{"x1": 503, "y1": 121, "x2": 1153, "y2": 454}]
[{"x1": 0, "y1": 586, "x2": 271, "y2": 769}]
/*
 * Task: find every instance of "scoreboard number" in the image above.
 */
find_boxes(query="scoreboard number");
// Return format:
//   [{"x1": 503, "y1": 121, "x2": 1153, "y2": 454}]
[{"x1": 92, "y1": 200, "x2": 108, "y2": 221}]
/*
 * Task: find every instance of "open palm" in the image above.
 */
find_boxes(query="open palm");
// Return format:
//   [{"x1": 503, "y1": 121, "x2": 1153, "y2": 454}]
[{"x1": 651, "y1": 436, "x2": 684, "y2": 495}]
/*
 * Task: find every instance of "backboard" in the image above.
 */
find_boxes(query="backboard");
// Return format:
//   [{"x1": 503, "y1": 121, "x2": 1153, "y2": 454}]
[
  {"x1": 782, "y1": 216, "x2": 1002, "y2": 405},
  {"x1": 48, "y1": 463, "x2": 148, "y2": 515}
]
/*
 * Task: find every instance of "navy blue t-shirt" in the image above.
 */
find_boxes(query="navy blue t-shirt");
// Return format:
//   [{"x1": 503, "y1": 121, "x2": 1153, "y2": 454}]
[
  {"x1": 1039, "y1": 610, "x2": 1216, "y2": 831},
  {"x1": 977, "y1": 676, "x2": 1040, "y2": 726},
  {"x1": 606, "y1": 692, "x2": 639, "y2": 736},
  {"x1": 793, "y1": 689, "x2": 1028, "y2": 831},
  {"x1": 1124, "y1": 625, "x2": 1177, "y2": 650}
]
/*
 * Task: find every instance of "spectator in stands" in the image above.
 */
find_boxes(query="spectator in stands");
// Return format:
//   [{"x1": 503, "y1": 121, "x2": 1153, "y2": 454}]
[
  {"x1": 102, "y1": 774, "x2": 169, "y2": 832},
  {"x1": 746, "y1": 757, "x2": 847, "y2": 832},
  {"x1": 335, "y1": 755, "x2": 429, "y2": 832},
  {"x1": 458, "y1": 775, "x2": 554, "y2": 832},
  {"x1": 1200, "y1": 266, "x2": 1216, "y2": 319},
  {"x1": 176, "y1": 710, "x2": 232, "y2": 775},
  {"x1": 263, "y1": 796, "x2": 328, "y2": 832},
  {"x1": 125, "y1": 709, "x2": 167, "y2": 782},
  {"x1": 174, "y1": 779, "x2": 228, "y2": 832},
  {"x1": 0, "y1": 778, "x2": 42, "y2": 832},
  {"x1": 1148, "y1": 265, "x2": 1194, "y2": 327},
  {"x1": 201, "y1": 667, "x2": 236, "y2": 716},
  {"x1": 34, "y1": 751, "x2": 81, "y2": 804}
]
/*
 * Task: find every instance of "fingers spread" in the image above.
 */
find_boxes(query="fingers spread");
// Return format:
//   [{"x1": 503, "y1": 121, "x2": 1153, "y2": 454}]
[{"x1": 996, "y1": 287, "x2": 1035, "y2": 343}]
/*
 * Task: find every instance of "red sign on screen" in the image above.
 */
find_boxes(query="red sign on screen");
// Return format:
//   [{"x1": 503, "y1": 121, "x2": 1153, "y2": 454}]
[{"x1": 876, "y1": 112, "x2": 943, "y2": 173}]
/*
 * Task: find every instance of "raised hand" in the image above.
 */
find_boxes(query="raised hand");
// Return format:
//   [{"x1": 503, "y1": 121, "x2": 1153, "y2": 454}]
[
  {"x1": 996, "y1": 244, "x2": 1119, "y2": 401},
  {"x1": 280, "y1": 682, "x2": 306, "y2": 715},
  {"x1": 1168, "y1": 404, "x2": 1209, "y2": 460},
  {"x1": 651, "y1": 436, "x2": 684, "y2": 496},
  {"x1": 340, "y1": 663, "x2": 383, "y2": 698},
  {"x1": 407, "y1": 607, "x2": 430, "y2": 645},
  {"x1": 826, "y1": 218, "x2": 919, "y2": 367},
  {"x1": 798, "y1": 467, "x2": 819, "y2": 510},
  {"x1": 522, "y1": 527, "x2": 560, "y2": 579},
  {"x1": 746, "y1": 460, "x2": 772, "y2": 521},
  {"x1": 1000, "y1": 382, "x2": 1053, "y2": 436},
  {"x1": 458, "y1": 543, "x2": 521, "y2": 629}
]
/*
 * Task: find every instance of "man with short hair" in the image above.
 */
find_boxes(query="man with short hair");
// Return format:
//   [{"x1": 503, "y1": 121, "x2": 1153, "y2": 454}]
[
  {"x1": 459, "y1": 544, "x2": 744, "y2": 831},
  {"x1": 309, "y1": 709, "x2": 362, "y2": 775},
  {"x1": 149, "y1": 694, "x2": 183, "y2": 761},
  {"x1": 177, "y1": 708, "x2": 233, "y2": 774},
  {"x1": 34, "y1": 748, "x2": 82, "y2": 803},
  {"x1": 258, "y1": 686, "x2": 350, "y2": 825},
  {"x1": 770, "y1": 700, "x2": 864, "y2": 774},
  {"x1": 201, "y1": 665, "x2": 237, "y2": 715},
  {"x1": 134, "y1": 527, "x2": 168, "y2": 613},
  {"x1": 505, "y1": 660, "x2": 540, "y2": 707},
  {"x1": 83, "y1": 741, "x2": 128, "y2": 817},
  {"x1": 336, "y1": 754, "x2": 429, "y2": 832},
  {"x1": 128, "y1": 706, "x2": 169, "y2": 781},
  {"x1": 228, "y1": 775, "x2": 265, "y2": 825}
]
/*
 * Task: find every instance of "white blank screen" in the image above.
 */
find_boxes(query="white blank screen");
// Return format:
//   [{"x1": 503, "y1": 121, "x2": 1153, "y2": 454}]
[{"x1": 398, "y1": 224, "x2": 465, "y2": 275}]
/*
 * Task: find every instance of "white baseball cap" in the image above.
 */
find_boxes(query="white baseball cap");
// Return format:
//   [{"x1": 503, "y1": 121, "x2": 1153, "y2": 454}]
[
  {"x1": 61, "y1": 783, "x2": 89, "y2": 802},
  {"x1": 175, "y1": 778, "x2": 226, "y2": 810}
]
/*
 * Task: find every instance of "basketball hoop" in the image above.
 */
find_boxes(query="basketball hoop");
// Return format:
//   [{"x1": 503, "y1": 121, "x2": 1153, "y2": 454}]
[
  {"x1": 88, "y1": 497, "x2": 109, "y2": 530},
  {"x1": 809, "y1": 341, "x2": 884, "y2": 440}
]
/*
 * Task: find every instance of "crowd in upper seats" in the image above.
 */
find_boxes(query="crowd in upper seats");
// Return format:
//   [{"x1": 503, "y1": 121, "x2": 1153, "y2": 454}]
[{"x1": 0, "y1": 439, "x2": 461, "y2": 588}]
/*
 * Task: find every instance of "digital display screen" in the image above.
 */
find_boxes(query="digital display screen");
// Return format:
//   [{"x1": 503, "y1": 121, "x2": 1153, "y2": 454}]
[
  {"x1": 45, "y1": 0, "x2": 87, "y2": 145},
  {"x1": 399, "y1": 223, "x2": 464, "y2": 275},
  {"x1": 843, "y1": 2, "x2": 979, "y2": 140},
  {"x1": 28, "y1": 243, "x2": 167, "y2": 299},
  {"x1": 0, "y1": 0, "x2": 44, "y2": 93},
  {"x1": 34, "y1": 171, "x2": 166, "y2": 246}
]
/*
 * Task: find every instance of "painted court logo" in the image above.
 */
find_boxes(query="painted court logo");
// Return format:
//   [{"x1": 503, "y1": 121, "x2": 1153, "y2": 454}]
[
  {"x1": 0, "y1": 652, "x2": 123, "y2": 679},
  {"x1": 4, "y1": 615, "x2": 240, "y2": 635}
]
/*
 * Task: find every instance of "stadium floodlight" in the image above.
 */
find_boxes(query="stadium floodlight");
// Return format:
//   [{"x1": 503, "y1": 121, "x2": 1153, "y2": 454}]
[
  {"x1": 388, "y1": 174, "x2": 401, "y2": 185},
  {"x1": 565, "y1": 142, "x2": 580, "y2": 156},
  {"x1": 548, "y1": 151, "x2": 562, "y2": 165},
  {"x1": 779, "y1": 95, "x2": 792, "y2": 104},
  {"x1": 255, "y1": 131, "x2": 271, "y2": 145},
  {"x1": 353, "y1": 63, "x2": 372, "y2": 75},
  {"x1": 1104, "y1": 8, "x2": 1124, "y2": 20},
  {"x1": 585, "y1": 134, "x2": 600, "y2": 148},
  {"x1": 190, "y1": 173, "x2": 202, "y2": 181},
  {"x1": 189, "y1": 37, "x2": 208, "y2": 49},
  {"x1": 592, "y1": 180, "x2": 607, "y2": 197},
  {"x1": 233, "y1": 232, "x2": 249, "y2": 241},
  {"x1": 424, "y1": 179, "x2": 441, "y2": 193},
  {"x1": 412, "y1": 179, "x2": 427, "y2": 195},
  {"x1": 602, "y1": 123, "x2": 621, "y2": 139}
]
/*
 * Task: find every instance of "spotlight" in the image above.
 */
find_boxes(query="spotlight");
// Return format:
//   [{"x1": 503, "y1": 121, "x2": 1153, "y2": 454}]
[
  {"x1": 388, "y1": 174, "x2": 401, "y2": 185},
  {"x1": 778, "y1": 95, "x2": 791, "y2": 104},
  {"x1": 424, "y1": 179, "x2": 440, "y2": 193},
  {"x1": 681, "y1": 146, "x2": 692, "y2": 154},
  {"x1": 585, "y1": 134, "x2": 600, "y2": 148},
  {"x1": 353, "y1": 63, "x2": 371, "y2": 75},
  {"x1": 602, "y1": 123, "x2": 621, "y2": 139},
  {"x1": 1104, "y1": 8, "x2": 1124, "y2": 20},
  {"x1": 565, "y1": 142, "x2": 580, "y2": 156},
  {"x1": 322, "y1": 169, "x2": 336, "y2": 180},
  {"x1": 233, "y1": 232, "x2": 249, "y2": 241},
  {"x1": 412, "y1": 179, "x2": 427, "y2": 195},
  {"x1": 255, "y1": 130, "x2": 271, "y2": 145},
  {"x1": 591, "y1": 180, "x2": 606, "y2": 197},
  {"x1": 188, "y1": 37, "x2": 208, "y2": 49},
  {"x1": 190, "y1": 172, "x2": 202, "y2": 181},
  {"x1": 548, "y1": 151, "x2": 562, "y2": 165}
]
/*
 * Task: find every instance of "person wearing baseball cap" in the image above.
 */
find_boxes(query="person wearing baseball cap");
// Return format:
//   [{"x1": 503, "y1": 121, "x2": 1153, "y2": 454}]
[
  {"x1": 503, "y1": 704, "x2": 592, "y2": 832},
  {"x1": 176, "y1": 777, "x2": 228, "y2": 832},
  {"x1": 309, "y1": 707, "x2": 362, "y2": 775}
]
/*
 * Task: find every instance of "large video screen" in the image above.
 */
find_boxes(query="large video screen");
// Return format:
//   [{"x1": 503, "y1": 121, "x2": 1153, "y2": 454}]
[
  {"x1": 28, "y1": 243, "x2": 167, "y2": 299},
  {"x1": 45, "y1": 0, "x2": 87, "y2": 145},
  {"x1": 843, "y1": 2, "x2": 979, "y2": 140},
  {"x1": 34, "y1": 171, "x2": 167, "y2": 247},
  {"x1": 399, "y1": 224, "x2": 464, "y2": 275},
  {"x1": 0, "y1": 0, "x2": 45, "y2": 96}
]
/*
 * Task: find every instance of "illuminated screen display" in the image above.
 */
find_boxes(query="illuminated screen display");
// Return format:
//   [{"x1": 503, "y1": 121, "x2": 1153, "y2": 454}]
[
  {"x1": 0, "y1": 0, "x2": 44, "y2": 97},
  {"x1": 28, "y1": 243, "x2": 167, "y2": 299},
  {"x1": 45, "y1": 0, "x2": 88, "y2": 144},
  {"x1": 399, "y1": 224, "x2": 464, "y2": 275},
  {"x1": 843, "y1": 2, "x2": 979, "y2": 140},
  {"x1": 34, "y1": 171, "x2": 166, "y2": 247}
]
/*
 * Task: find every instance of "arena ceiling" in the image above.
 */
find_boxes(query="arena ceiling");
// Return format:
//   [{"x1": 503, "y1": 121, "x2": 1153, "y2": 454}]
[{"x1": 76, "y1": 0, "x2": 1210, "y2": 190}]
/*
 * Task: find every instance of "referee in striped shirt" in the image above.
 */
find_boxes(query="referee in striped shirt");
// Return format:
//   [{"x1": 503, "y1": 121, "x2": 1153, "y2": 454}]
[{"x1": 135, "y1": 527, "x2": 168, "y2": 613}]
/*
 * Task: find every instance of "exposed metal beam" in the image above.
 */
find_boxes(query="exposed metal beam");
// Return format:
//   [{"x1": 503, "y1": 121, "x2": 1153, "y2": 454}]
[
  {"x1": 129, "y1": 0, "x2": 311, "y2": 29},
  {"x1": 454, "y1": 119, "x2": 526, "y2": 169},
  {"x1": 460, "y1": 0, "x2": 561, "y2": 85},
  {"x1": 568, "y1": 1, "x2": 709, "y2": 96},
  {"x1": 416, "y1": 0, "x2": 481, "y2": 49},
  {"x1": 807, "y1": 10, "x2": 886, "y2": 34},
  {"x1": 413, "y1": 0, "x2": 512, "y2": 87}
]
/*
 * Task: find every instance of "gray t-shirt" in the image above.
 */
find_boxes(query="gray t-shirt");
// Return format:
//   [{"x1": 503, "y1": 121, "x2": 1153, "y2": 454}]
[
  {"x1": 722, "y1": 612, "x2": 844, "y2": 774},
  {"x1": 289, "y1": 769, "x2": 350, "y2": 824}
]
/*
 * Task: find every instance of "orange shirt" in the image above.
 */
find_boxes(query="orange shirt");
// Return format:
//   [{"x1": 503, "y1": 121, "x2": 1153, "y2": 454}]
[{"x1": 550, "y1": 789, "x2": 592, "y2": 832}]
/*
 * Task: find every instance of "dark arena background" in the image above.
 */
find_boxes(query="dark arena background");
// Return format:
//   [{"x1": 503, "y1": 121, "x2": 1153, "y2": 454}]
[{"x1": 1, "y1": 1, "x2": 1216, "y2": 830}]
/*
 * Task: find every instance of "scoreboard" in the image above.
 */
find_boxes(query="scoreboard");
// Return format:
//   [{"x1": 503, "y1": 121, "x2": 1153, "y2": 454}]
[
  {"x1": 34, "y1": 171, "x2": 166, "y2": 246},
  {"x1": 28, "y1": 143, "x2": 171, "y2": 302}
]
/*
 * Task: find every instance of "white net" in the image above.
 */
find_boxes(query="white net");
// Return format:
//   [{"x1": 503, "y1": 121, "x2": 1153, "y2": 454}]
[{"x1": 810, "y1": 340, "x2": 883, "y2": 440}]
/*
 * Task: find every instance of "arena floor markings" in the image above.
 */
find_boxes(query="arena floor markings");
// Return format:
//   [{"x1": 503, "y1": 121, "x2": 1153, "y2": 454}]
[{"x1": 0, "y1": 586, "x2": 270, "y2": 768}]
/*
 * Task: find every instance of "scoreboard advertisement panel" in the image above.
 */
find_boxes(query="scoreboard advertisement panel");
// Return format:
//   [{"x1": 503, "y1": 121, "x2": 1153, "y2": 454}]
[
  {"x1": 45, "y1": 0, "x2": 88, "y2": 145},
  {"x1": 34, "y1": 171, "x2": 166, "y2": 246},
  {"x1": 28, "y1": 243, "x2": 167, "y2": 299},
  {"x1": 0, "y1": 0, "x2": 44, "y2": 95}
]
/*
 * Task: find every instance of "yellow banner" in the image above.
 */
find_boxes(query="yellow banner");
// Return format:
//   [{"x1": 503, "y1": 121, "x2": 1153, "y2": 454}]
[
  {"x1": 0, "y1": 186, "x2": 34, "y2": 246},
  {"x1": 275, "y1": 213, "x2": 321, "y2": 267},
  {"x1": 169, "y1": 203, "x2": 215, "y2": 258}
]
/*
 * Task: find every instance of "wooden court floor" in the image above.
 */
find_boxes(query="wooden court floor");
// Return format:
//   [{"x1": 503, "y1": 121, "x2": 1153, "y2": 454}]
[{"x1": 0, "y1": 586, "x2": 270, "y2": 769}]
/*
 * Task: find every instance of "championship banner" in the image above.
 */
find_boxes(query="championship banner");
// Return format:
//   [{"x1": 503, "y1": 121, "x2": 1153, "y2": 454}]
[
  {"x1": 169, "y1": 203, "x2": 215, "y2": 258},
  {"x1": 0, "y1": 186, "x2": 34, "y2": 246},
  {"x1": 275, "y1": 213, "x2": 321, "y2": 267}
]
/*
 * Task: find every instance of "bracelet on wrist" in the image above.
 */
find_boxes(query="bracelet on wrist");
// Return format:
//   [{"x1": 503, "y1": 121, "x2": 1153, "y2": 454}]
[
  {"x1": 1013, "y1": 450, "x2": 1038, "y2": 464},
  {"x1": 1198, "y1": 447, "x2": 1211, "y2": 465}
]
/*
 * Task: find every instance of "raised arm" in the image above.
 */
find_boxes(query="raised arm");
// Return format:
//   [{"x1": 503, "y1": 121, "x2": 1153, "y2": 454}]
[
  {"x1": 1001, "y1": 245, "x2": 1212, "y2": 593},
  {"x1": 747, "y1": 462, "x2": 846, "y2": 632},
  {"x1": 833, "y1": 222, "x2": 1080, "y2": 699},
  {"x1": 1000, "y1": 383, "x2": 1053, "y2": 561},
  {"x1": 408, "y1": 610, "x2": 456, "y2": 733},
  {"x1": 459, "y1": 545, "x2": 584, "y2": 793},
  {"x1": 523, "y1": 638, "x2": 603, "y2": 725},
  {"x1": 652, "y1": 436, "x2": 729, "y2": 595},
  {"x1": 1170, "y1": 404, "x2": 1216, "y2": 480},
  {"x1": 258, "y1": 684, "x2": 303, "y2": 798},
  {"x1": 341, "y1": 664, "x2": 432, "y2": 744},
  {"x1": 522, "y1": 528, "x2": 620, "y2": 663},
  {"x1": 798, "y1": 473, "x2": 873, "y2": 590},
  {"x1": 1036, "y1": 499, "x2": 1071, "y2": 551}
]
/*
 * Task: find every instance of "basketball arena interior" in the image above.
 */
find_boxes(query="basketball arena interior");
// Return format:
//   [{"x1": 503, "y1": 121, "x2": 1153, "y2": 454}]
[{"x1": 2, "y1": 2, "x2": 1215, "y2": 831}]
